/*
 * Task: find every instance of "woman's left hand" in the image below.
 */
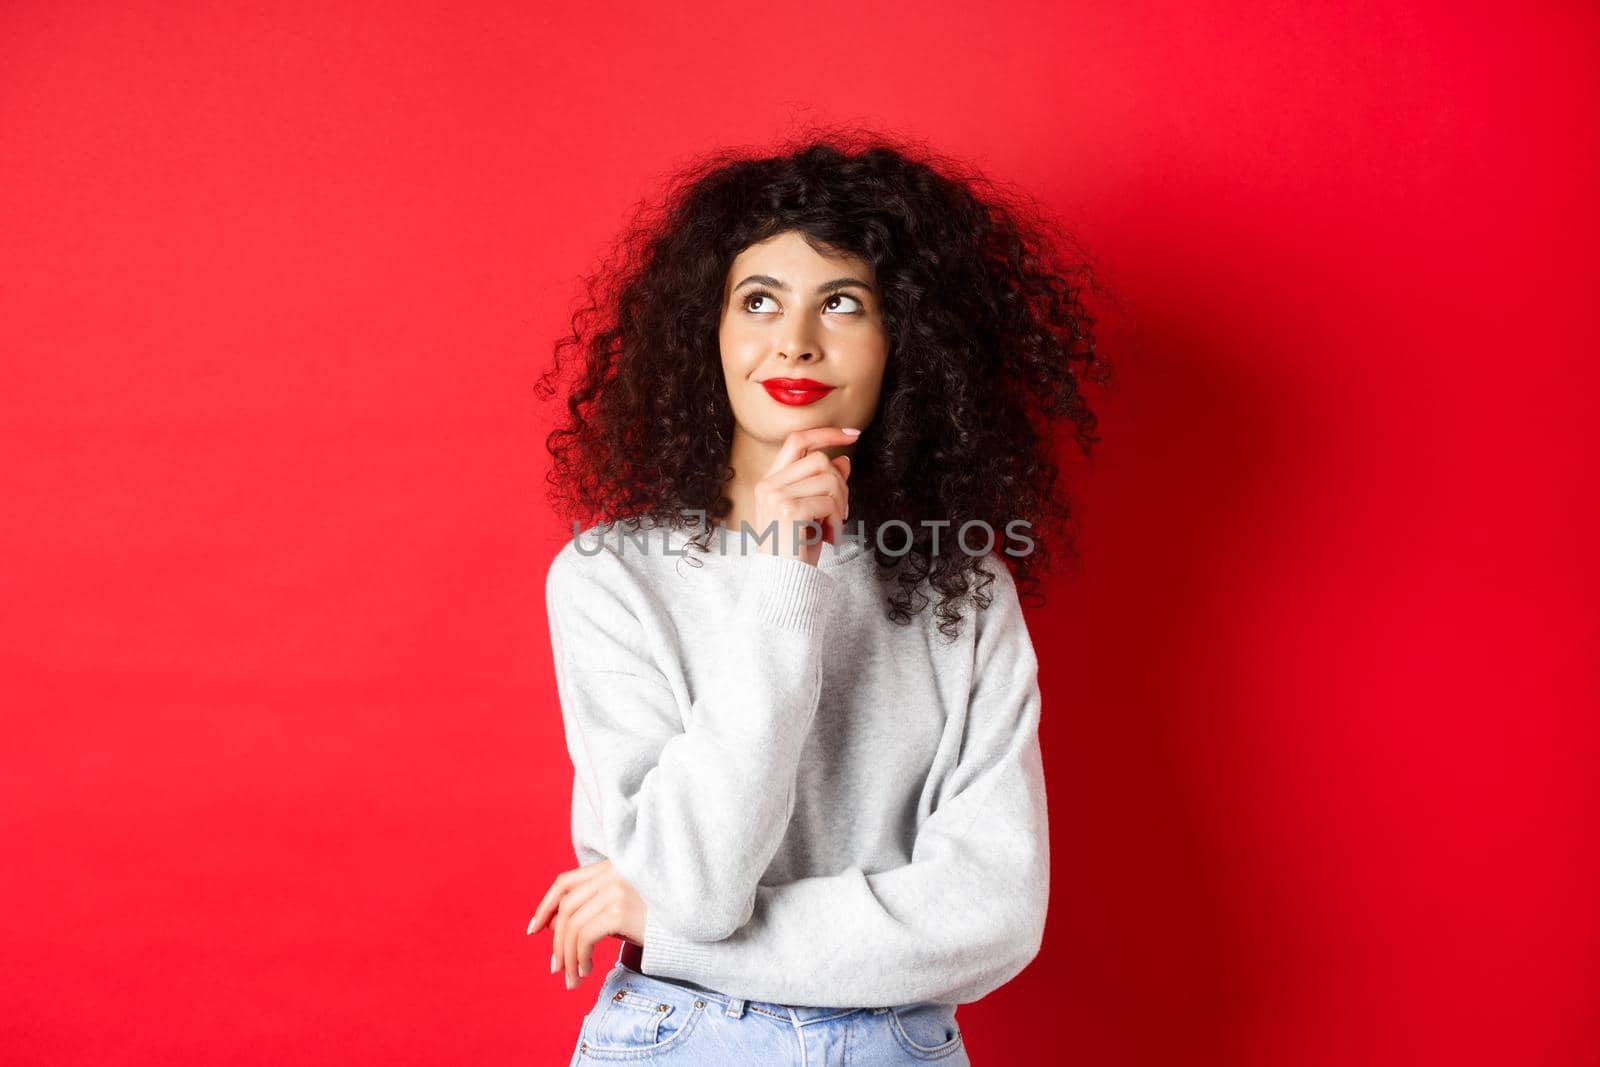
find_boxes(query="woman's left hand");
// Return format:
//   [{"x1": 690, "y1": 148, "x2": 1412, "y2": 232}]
[{"x1": 526, "y1": 858, "x2": 648, "y2": 989}]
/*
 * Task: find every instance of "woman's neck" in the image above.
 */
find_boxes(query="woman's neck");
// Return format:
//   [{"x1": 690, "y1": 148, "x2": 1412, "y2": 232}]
[{"x1": 717, "y1": 431, "x2": 777, "y2": 537}]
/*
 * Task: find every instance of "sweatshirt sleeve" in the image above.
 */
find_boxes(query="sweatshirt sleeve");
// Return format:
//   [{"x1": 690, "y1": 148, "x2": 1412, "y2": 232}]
[
  {"x1": 637, "y1": 557, "x2": 1049, "y2": 1007},
  {"x1": 546, "y1": 541, "x2": 833, "y2": 942}
]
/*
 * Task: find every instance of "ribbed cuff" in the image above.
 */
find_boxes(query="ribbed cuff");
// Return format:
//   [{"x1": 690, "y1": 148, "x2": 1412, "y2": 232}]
[
  {"x1": 735, "y1": 552, "x2": 829, "y2": 636},
  {"x1": 640, "y1": 908, "x2": 714, "y2": 982}
]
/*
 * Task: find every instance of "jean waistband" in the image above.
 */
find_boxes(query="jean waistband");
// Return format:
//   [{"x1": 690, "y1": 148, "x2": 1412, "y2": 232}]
[{"x1": 613, "y1": 941, "x2": 881, "y2": 1022}]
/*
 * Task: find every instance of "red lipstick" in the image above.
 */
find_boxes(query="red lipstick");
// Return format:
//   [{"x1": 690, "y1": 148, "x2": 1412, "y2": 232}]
[{"x1": 762, "y1": 378, "x2": 836, "y2": 406}]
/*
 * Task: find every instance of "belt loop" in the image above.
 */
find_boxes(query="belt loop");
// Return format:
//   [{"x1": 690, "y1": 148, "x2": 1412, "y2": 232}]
[{"x1": 724, "y1": 996, "x2": 747, "y2": 1018}]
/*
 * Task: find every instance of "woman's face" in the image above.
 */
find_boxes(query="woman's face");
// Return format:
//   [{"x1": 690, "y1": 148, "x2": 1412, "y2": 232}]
[{"x1": 718, "y1": 230, "x2": 888, "y2": 448}]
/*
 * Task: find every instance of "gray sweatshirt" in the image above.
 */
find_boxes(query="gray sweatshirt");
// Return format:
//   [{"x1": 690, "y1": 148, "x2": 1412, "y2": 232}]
[{"x1": 544, "y1": 515, "x2": 1049, "y2": 1008}]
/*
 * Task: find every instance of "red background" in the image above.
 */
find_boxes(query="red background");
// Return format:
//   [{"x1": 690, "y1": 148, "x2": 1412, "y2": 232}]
[{"x1": 3, "y1": 2, "x2": 1594, "y2": 1063}]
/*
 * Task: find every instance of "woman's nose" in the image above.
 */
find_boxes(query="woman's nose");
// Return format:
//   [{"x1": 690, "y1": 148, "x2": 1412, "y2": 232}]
[{"x1": 778, "y1": 319, "x2": 822, "y2": 363}]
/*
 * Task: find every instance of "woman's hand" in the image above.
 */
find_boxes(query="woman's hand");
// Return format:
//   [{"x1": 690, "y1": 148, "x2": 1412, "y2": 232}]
[
  {"x1": 756, "y1": 426, "x2": 858, "y2": 566},
  {"x1": 526, "y1": 858, "x2": 648, "y2": 990}
]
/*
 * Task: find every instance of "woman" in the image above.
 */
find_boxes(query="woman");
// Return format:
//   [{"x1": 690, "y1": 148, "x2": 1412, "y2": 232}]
[{"x1": 527, "y1": 129, "x2": 1111, "y2": 1064}]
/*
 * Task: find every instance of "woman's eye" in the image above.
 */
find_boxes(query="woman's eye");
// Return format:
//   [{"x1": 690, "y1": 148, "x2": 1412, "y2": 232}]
[{"x1": 742, "y1": 290, "x2": 864, "y2": 315}]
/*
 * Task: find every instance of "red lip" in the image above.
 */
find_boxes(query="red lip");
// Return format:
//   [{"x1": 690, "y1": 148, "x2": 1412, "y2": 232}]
[{"x1": 762, "y1": 378, "x2": 836, "y2": 406}]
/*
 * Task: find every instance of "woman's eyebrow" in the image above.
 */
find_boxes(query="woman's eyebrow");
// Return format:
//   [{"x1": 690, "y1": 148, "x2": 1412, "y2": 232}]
[{"x1": 732, "y1": 274, "x2": 874, "y2": 295}]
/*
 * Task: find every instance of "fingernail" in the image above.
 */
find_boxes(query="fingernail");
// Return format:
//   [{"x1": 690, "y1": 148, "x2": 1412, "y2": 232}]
[
  {"x1": 842, "y1": 427, "x2": 860, "y2": 436},
  {"x1": 550, "y1": 953, "x2": 559, "y2": 973},
  {"x1": 565, "y1": 973, "x2": 576, "y2": 990},
  {"x1": 579, "y1": 962, "x2": 589, "y2": 978},
  {"x1": 526, "y1": 916, "x2": 538, "y2": 935}
]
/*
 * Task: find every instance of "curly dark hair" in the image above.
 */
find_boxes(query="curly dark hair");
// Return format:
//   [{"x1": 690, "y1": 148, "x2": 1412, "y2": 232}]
[{"x1": 534, "y1": 125, "x2": 1116, "y2": 640}]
